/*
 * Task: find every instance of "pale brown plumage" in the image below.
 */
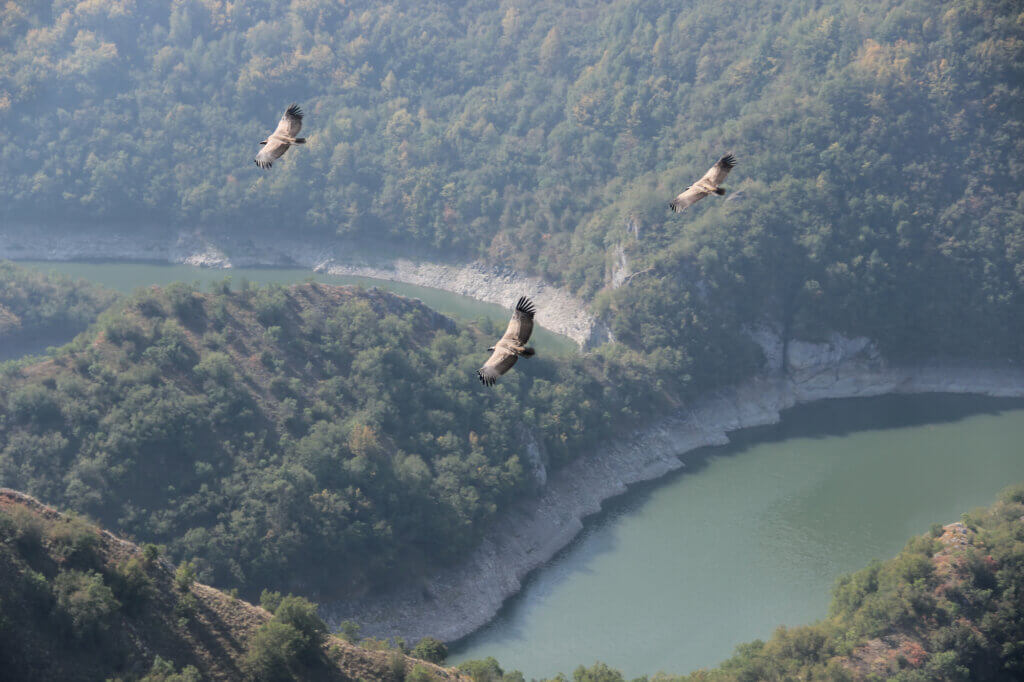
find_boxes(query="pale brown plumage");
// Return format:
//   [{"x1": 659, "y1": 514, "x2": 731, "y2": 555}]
[
  {"x1": 255, "y1": 104, "x2": 306, "y2": 169},
  {"x1": 477, "y1": 296, "x2": 536, "y2": 386},
  {"x1": 669, "y1": 154, "x2": 736, "y2": 212}
]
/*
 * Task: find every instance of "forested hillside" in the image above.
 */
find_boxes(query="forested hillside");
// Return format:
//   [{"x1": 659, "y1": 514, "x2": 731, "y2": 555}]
[
  {"x1": 0, "y1": 261, "x2": 119, "y2": 358},
  {"x1": 460, "y1": 485, "x2": 1024, "y2": 681},
  {"x1": 0, "y1": 489, "x2": 466, "y2": 681},
  {"x1": 0, "y1": 282, "x2": 618, "y2": 598},
  {"x1": 3, "y1": 0, "x2": 1023, "y2": 389}
]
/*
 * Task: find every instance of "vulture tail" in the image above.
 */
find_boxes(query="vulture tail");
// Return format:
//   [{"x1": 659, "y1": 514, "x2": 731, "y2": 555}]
[
  {"x1": 520, "y1": 347, "x2": 536, "y2": 357},
  {"x1": 713, "y1": 187, "x2": 726, "y2": 196},
  {"x1": 294, "y1": 138, "x2": 306, "y2": 144}
]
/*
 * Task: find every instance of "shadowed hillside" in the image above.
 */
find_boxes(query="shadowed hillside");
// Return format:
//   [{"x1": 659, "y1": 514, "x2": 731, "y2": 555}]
[{"x1": 0, "y1": 488, "x2": 467, "y2": 681}]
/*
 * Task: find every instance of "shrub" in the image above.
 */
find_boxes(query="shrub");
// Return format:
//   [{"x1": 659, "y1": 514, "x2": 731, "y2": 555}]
[
  {"x1": 411, "y1": 636, "x2": 447, "y2": 664},
  {"x1": 48, "y1": 514, "x2": 100, "y2": 567},
  {"x1": 242, "y1": 621, "x2": 306, "y2": 681},
  {"x1": 338, "y1": 619, "x2": 361, "y2": 643},
  {"x1": 52, "y1": 569, "x2": 119, "y2": 640},
  {"x1": 113, "y1": 556, "x2": 152, "y2": 613},
  {"x1": 271, "y1": 595, "x2": 328, "y2": 658},
  {"x1": 390, "y1": 650, "x2": 407, "y2": 681},
  {"x1": 259, "y1": 589, "x2": 283, "y2": 613},
  {"x1": 174, "y1": 561, "x2": 196, "y2": 592}
]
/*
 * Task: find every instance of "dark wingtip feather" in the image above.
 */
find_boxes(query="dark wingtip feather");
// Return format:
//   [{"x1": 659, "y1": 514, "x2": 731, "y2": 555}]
[
  {"x1": 286, "y1": 103, "x2": 303, "y2": 120},
  {"x1": 515, "y1": 296, "x2": 536, "y2": 318},
  {"x1": 720, "y1": 153, "x2": 736, "y2": 168},
  {"x1": 476, "y1": 370, "x2": 495, "y2": 387}
]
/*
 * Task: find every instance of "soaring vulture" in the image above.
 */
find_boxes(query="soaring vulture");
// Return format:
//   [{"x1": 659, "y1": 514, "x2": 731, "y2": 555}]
[
  {"x1": 477, "y1": 296, "x2": 536, "y2": 386},
  {"x1": 669, "y1": 154, "x2": 736, "y2": 212},
  {"x1": 255, "y1": 104, "x2": 306, "y2": 169}
]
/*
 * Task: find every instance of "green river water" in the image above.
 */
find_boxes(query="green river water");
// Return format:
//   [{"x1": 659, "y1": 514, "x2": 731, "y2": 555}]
[
  {"x1": 12, "y1": 261, "x2": 578, "y2": 356},
  {"x1": 9, "y1": 262, "x2": 1024, "y2": 680},
  {"x1": 450, "y1": 395, "x2": 1024, "y2": 678}
]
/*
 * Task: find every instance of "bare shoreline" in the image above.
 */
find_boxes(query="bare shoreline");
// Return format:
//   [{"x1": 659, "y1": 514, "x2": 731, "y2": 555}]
[
  {"x1": 4, "y1": 227, "x2": 1022, "y2": 645},
  {"x1": 321, "y1": 334, "x2": 1024, "y2": 643},
  {"x1": 0, "y1": 225, "x2": 609, "y2": 349}
]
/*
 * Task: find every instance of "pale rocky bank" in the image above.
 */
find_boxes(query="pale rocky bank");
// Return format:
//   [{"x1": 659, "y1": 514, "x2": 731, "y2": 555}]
[
  {"x1": 0, "y1": 225, "x2": 609, "y2": 349},
  {"x1": 322, "y1": 332, "x2": 1024, "y2": 643},
  {"x1": 4, "y1": 226, "x2": 1022, "y2": 646}
]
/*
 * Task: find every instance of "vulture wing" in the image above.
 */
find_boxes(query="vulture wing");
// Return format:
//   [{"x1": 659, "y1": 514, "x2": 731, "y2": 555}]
[
  {"x1": 255, "y1": 139, "x2": 289, "y2": 169},
  {"x1": 699, "y1": 153, "x2": 736, "y2": 187},
  {"x1": 477, "y1": 349, "x2": 519, "y2": 386},
  {"x1": 476, "y1": 296, "x2": 537, "y2": 386},
  {"x1": 254, "y1": 104, "x2": 304, "y2": 169},
  {"x1": 669, "y1": 186, "x2": 708, "y2": 212},
  {"x1": 500, "y1": 296, "x2": 536, "y2": 345},
  {"x1": 272, "y1": 103, "x2": 303, "y2": 139}
]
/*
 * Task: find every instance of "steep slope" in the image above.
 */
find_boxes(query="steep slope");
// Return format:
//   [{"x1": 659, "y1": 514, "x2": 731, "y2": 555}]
[
  {"x1": 0, "y1": 488, "x2": 466, "y2": 681},
  {"x1": 0, "y1": 282, "x2": 618, "y2": 601}
]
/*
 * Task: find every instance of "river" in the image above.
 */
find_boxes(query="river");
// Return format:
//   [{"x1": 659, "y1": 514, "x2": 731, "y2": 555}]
[
  {"x1": 9, "y1": 262, "x2": 1024, "y2": 679},
  {"x1": 450, "y1": 394, "x2": 1024, "y2": 678},
  {"x1": 11, "y1": 261, "x2": 578, "y2": 356}
]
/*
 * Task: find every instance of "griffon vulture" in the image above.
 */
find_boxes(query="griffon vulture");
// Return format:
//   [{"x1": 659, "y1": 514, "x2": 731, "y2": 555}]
[
  {"x1": 255, "y1": 104, "x2": 306, "y2": 169},
  {"x1": 477, "y1": 296, "x2": 536, "y2": 386},
  {"x1": 669, "y1": 154, "x2": 736, "y2": 212}
]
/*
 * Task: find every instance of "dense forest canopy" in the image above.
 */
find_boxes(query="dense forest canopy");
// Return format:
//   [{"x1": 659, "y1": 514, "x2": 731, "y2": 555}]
[
  {"x1": 0, "y1": 282, "x2": 620, "y2": 598},
  {"x1": 3, "y1": 0, "x2": 1023, "y2": 386}
]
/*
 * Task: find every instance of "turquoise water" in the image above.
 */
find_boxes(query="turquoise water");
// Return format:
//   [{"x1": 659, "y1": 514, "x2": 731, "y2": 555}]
[
  {"x1": 451, "y1": 395, "x2": 1024, "y2": 679},
  {"x1": 13, "y1": 261, "x2": 578, "y2": 357}
]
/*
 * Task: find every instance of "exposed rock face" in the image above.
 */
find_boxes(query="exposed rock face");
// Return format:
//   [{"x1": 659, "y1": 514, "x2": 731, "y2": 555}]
[
  {"x1": 0, "y1": 225, "x2": 608, "y2": 349},
  {"x1": 322, "y1": 332, "x2": 1024, "y2": 643}
]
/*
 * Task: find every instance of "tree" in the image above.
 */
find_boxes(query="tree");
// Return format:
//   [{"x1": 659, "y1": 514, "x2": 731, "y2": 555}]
[{"x1": 411, "y1": 636, "x2": 447, "y2": 664}]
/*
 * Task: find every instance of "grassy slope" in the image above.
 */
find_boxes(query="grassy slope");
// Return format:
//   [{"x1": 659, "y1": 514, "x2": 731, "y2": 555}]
[{"x1": 0, "y1": 488, "x2": 466, "y2": 682}]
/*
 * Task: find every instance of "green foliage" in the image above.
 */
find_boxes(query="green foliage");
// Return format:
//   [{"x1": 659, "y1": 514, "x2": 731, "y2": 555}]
[
  {"x1": 112, "y1": 556, "x2": 153, "y2": 614},
  {"x1": 389, "y1": 650, "x2": 407, "y2": 681},
  {"x1": 48, "y1": 513, "x2": 100, "y2": 568},
  {"x1": 407, "y1": 664, "x2": 438, "y2": 682},
  {"x1": 410, "y1": 636, "x2": 447, "y2": 664},
  {"x1": 458, "y1": 657, "x2": 510, "y2": 682},
  {"x1": 338, "y1": 619, "x2": 361, "y2": 643},
  {"x1": 140, "y1": 656, "x2": 202, "y2": 682},
  {"x1": 260, "y1": 589, "x2": 283, "y2": 614},
  {"x1": 0, "y1": 284, "x2": 620, "y2": 598},
  {"x1": 52, "y1": 570, "x2": 119, "y2": 641},
  {"x1": 0, "y1": 262, "x2": 118, "y2": 355},
  {"x1": 242, "y1": 620, "x2": 308, "y2": 681},
  {"x1": 548, "y1": 484, "x2": 1024, "y2": 681},
  {"x1": 270, "y1": 595, "x2": 328, "y2": 658},
  {"x1": 1, "y1": 0, "x2": 1022, "y2": 385},
  {"x1": 174, "y1": 561, "x2": 196, "y2": 593}
]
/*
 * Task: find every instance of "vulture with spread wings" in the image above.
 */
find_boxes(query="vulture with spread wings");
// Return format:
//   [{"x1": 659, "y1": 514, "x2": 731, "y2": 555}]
[
  {"x1": 669, "y1": 154, "x2": 736, "y2": 212},
  {"x1": 477, "y1": 296, "x2": 536, "y2": 386},
  {"x1": 255, "y1": 104, "x2": 306, "y2": 169}
]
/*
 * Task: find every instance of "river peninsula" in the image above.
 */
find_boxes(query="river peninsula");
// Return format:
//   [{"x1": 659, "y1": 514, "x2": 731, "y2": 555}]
[{"x1": 4, "y1": 227, "x2": 1023, "y2": 646}]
